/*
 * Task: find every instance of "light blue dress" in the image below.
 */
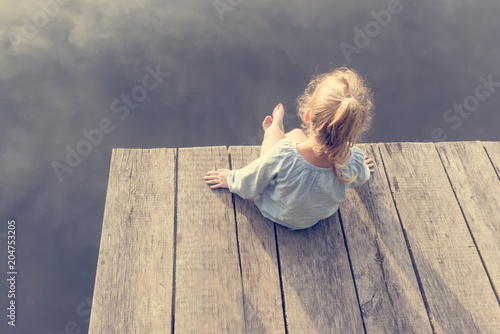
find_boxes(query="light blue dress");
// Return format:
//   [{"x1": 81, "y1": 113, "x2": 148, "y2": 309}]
[{"x1": 227, "y1": 138, "x2": 370, "y2": 230}]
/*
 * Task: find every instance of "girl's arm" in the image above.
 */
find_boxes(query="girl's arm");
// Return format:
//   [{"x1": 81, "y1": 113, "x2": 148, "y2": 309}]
[
  {"x1": 346, "y1": 149, "x2": 373, "y2": 188},
  {"x1": 204, "y1": 169, "x2": 231, "y2": 189},
  {"x1": 204, "y1": 145, "x2": 288, "y2": 199},
  {"x1": 364, "y1": 156, "x2": 375, "y2": 172}
]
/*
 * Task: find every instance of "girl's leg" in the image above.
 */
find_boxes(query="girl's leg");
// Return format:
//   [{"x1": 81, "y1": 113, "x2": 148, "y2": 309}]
[
  {"x1": 260, "y1": 104, "x2": 286, "y2": 157},
  {"x1": 260, "y1": 126, "x2": 285, "y2": 157}
]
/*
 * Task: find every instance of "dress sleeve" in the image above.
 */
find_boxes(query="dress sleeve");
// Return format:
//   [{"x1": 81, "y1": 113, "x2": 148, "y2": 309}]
[
  {"x1": 227, "y1": 140, "x2": 290, "y2": 199},
  {"x1": 346, "y1": 146, "x2": 371, "y2": 188}
]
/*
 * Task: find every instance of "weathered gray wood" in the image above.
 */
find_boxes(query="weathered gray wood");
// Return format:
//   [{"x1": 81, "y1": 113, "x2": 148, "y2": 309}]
[
  {"x1": 89, "y1": 148, "x2": 176, "y2": 334},
  {"x1": 340, "y1": 144, "x2": 432, "y2": 333},
  {"x1": 93, "y1": 141, "x2": 500, "y2": 333},
  {"x1": 436, "y1": 141, "x2": 500, "y2": 301},
  {"x1": 276, "y1": 215, "x2": 364, "y2": 333},
  {"x1": 379, "y1": 142, "x2": 500, "y2": 333},
  {"x1": 228, "y1": 146, "x2": 285, "y2": 333},
  {"x1": 174, "y1": 146, "x2": 245, "y2": 333},
  {"x1": 483, "y1": 141, "x2": 500, "y2": 180}
]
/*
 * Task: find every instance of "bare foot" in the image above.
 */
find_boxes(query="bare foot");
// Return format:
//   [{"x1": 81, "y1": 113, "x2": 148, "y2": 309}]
[
  {"x1": 262, "y1": 116, "x2": 273, "y2": 131},
  {"x1": 272, "y1": 103, "x2": 285, "y2": 132}
]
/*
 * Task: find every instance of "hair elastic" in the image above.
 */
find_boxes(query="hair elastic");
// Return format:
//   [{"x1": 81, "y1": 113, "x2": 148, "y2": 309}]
[{"x1": 350, "y1": 93, "x2": 354, "y2": 97}]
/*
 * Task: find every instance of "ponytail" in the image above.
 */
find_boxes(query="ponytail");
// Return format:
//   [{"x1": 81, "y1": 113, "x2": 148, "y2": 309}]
[
  {"x1": 297, "y1": 67, "x2": 374, "y2": 184},
  {"x1": 321, "y1": 97, "x2": 363, "y2": 183}
]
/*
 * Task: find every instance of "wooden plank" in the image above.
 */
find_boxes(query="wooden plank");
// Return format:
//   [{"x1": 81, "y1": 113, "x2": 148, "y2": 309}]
[
  {"x1": 174, "y1": 146, "x2": 245, "y2": 333},
  {"x1": 229, "y1": 146, "x2": 285, "y2": 333},
  {"x1": 436, "y1": 141, "x2": 500, "y2": 301},
  {"x1": 340, "y1": 144, "x2": 432, "y2": 333},
  {"x1": 483, "y1": 141, "x2": 500, "y2": 179},
  {"x1": 276, "y1": 214, "x2": 364, "y2": 333},
  {"x1": 379, "y1": 142, "x2": 500, "y2": 333},
  {"x1": 89, "y1": 148, "x2": 176, "y2": 333}
]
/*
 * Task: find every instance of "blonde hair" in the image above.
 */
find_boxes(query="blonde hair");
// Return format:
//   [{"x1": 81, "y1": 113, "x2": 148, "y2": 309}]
[{"x1": 297, "y1": 67, "x2": 374, "y2": 184}]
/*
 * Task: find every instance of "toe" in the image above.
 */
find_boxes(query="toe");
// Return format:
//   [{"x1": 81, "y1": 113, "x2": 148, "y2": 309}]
[
  {"x1": 262, "y1": 116, "x2": 273, "y2": 130},
  {"x1": 273, "y1": 103, "x2": 284, "y2": 118},
  {"x1": 273, "y1": 103, "x2": 280, "y2": 114}
]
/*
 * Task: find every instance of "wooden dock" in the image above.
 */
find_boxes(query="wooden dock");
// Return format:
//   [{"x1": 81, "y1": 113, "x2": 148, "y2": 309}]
[{"x1": 89, "y1": 141, "x2": 500, "y2": 333}]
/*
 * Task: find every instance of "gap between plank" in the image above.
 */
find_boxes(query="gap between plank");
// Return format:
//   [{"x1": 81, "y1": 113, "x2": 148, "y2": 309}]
[
  {"x1": 171, "y1": 148, "x2": 179, "y2": 334},
  {"x1": 274, "y1": 224, "x2": 289, "y2": 334},
  {"x1": 434, "y1": 144, "x2": 500, "y2": 306},
  {"x1": 228, "y1": 147, "x2": 248, "y2": 333},
  {"x1": 482, "y1": 142, "x2": 500, "y2": 181},
  {"x1": 337, "y1": 209, "x2": 368, "y2": 334},
  {"x1": 378, "y1": 144, "x2": 437, "y2": 334}
]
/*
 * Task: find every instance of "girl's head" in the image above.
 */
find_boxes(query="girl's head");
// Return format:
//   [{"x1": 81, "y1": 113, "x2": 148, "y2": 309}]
[{"x1": 297, "y1": 67, "x2": 374, "y2": 183}]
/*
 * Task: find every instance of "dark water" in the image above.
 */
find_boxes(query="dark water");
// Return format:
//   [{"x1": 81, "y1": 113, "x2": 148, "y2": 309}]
[{"x1": 1, "y1": 0, "x2": 499, "y2": 332}]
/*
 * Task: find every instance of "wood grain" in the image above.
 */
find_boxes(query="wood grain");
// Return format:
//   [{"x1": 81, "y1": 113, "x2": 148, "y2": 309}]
[
  {"x1": 174, "y1": 146, "x2": 245, "y2": 333},
  {"x1": 276, "y1": 214, "x2": 364, "y2": 333},
  {"x1": 435, "y1": 141, "x2": 500, "y2": 301},
  {"x1": 229, "y1": 146, "x2": 285, "y2": 333},
  {"x1": 91, "y1": 141, "x2": 500, "y2": 333},
  {"x1": 89, "y1": 148, "x2": 176, "y2": 334},
  {"x1": 340, "y1": 143, "x2": 432, "y2": 333},
  {"x1": 379, "y1": 142, "x2": 500, "y2": 333},
  {"x1": 483, "y1": 141, "x2": 500, "y2": 180}
]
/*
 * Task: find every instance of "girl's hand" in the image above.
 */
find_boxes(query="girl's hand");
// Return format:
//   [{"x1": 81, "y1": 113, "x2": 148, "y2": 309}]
[
  {"x1": 364, "y1": 156, "x2": 375, "y2": 173},
  {"x1": 204, "y1": 169, "x2": 231, "y2": 189}
]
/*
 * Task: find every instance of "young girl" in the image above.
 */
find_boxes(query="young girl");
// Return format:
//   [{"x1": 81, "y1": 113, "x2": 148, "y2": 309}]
[{"x1": 204, "y1": 67, "x2": 375, "y2": 230}]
